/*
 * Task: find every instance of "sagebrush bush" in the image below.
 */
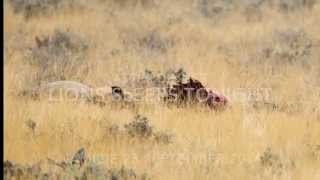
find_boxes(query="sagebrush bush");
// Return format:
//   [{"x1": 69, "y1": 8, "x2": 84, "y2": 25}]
[
  {"x1": 197, "y1": 0, "x2": 235, "y2": 19},
  {"x1": 121, "y1": 29, "x2": 174, "y2": 56},
  {"x1": 124, "y1": 115, "x2": 153, "y2": 139},
  {"x1": 261, "y1": 29, "x2": 313, "y2": 67},
  {"x1": 126, "y1": 68, "x2": 188, "y2": 89},
  {"x1": 138, "y1": 31, "x2": 174, "y2": 55},
  {"x1": 110, "y1": 0, "x2": 156, "y2": 8},
  {"x1": 276, "y1": 0, "x2": 317, "y2": 12},
  {"x1": 124, "y1": 115, "x2": 174, "y2": 143},
  {"x1": 4, "y1": 148, "x2": 148, "y2": 179},
  {"x1": 4, "y1": 160, "x2": 148, "y2": 180},
  {"x1": 29, "y1": 29, "x2": 89, "y2": 84},
  {"x1": 8, "y1": 0, "x2": 88, "y2": 19},
  {"x1": 197, "y1": 0, "x2": 318, "y2": 20},
  {"x1": 105, "y1": 115, "x2": 173, "y2": 144}
]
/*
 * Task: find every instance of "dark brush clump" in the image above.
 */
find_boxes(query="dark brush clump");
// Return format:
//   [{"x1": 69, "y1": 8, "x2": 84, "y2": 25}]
[
  {"x1": 197, "y1": 0, "x2": 235, "y2": 19},
  {"x1": 121, "y1": 29, "x2": 174, "y2": 57},
  {"x1": 197, "y1": 0, "x2": 318, "y2": 21},
  {"x1": 4, "y1": 160, "x2": 148, "y2": 180},
  {"x1": 126, "y1": 68, "x2": 188, "y2": 89},
  {"x1": 9, "y1": 0, "x2": 82, "y2": 19},
  {"x1": 111, "y1": 0, "x2": 156, "y2": 9},
  {"x1": 124, "y1": 115, "x2": 173, "y2": 144},
  {"x1": 125, "y1": 115, "x2": 153, "y2": 139},
  {"x1": 4, "y1": 148, "x2": 149, "y2": 180},
  {"x1": 138, "y1": 31, "x2": 175, "y2": 55},
  {"x1": 244, "y1": 28, "x2": 315, "y2": 69},
  {"x1": 105, "y1": 115, "x2": 173, "y2": 144},
  {"x1": 267, "y1": 29, "x2": 312, "y2": 65}
]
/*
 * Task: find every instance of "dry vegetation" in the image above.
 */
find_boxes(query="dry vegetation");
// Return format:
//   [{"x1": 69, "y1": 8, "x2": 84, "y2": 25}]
[{"x1": 4, "y1": 0, "x2": 320, "y2": 179}]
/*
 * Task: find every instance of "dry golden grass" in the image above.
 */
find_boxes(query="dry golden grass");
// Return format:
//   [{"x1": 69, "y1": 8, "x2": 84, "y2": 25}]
[{"x1": 4, "y1": 0, "x2": 320, "y2": 179}]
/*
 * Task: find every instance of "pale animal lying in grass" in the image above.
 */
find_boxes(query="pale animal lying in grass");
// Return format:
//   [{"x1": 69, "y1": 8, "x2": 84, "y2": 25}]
[{"x1": 24, "y1": 81, "x2": 110, "y2": 103}]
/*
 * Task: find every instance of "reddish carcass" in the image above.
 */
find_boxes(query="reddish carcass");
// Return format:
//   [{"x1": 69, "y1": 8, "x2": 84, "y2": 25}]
[{"x1": 165, "y1": 77, "x2": 228, "y2": 110}]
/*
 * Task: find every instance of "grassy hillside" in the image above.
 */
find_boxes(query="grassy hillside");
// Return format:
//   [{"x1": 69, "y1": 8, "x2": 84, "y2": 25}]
[{"x1": 4, "y1": 0, "x2": 320, "y2": 179}]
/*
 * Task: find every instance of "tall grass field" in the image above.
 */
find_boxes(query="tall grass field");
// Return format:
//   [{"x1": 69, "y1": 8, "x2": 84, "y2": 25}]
[{"x1": 4, "y1": 0, "x2": 320, "y2": 179}]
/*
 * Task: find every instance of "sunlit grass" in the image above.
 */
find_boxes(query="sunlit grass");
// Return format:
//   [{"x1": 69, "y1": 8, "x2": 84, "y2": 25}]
[{"x1": 4, "y1": 1, "x2": 320, "y2": 179}]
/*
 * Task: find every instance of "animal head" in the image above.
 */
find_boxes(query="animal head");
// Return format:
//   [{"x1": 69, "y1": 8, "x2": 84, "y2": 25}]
[{"x1": 111, "y1": 86, "x2": 125, "y2": 100}]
